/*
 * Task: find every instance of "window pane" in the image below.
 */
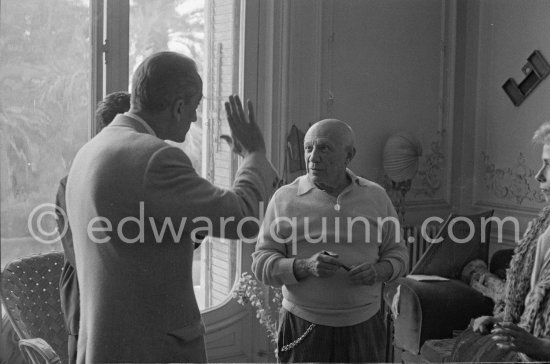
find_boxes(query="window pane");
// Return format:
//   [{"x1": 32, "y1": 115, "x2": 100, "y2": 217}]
[
  {"x1": 129, "y1": 0, "x2": 204, "y2": 175},
  {"x1": 0, "y1": 0, "x2": 91, "y2": 268},
  {"x1": 200, "y1": 0, "x2": 241, "y2": 311}
]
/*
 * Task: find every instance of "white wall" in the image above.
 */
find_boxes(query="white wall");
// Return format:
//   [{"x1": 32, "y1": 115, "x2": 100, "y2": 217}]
[
  {"x1": 281, "y1": 0, "x2": 550, "y2": 247},
  {"x1": 454, "y1": 0, "x2": 550, "y2": 252},
  {"x1": 283, "y1": 0, "x2": 454, "y2": 226}
]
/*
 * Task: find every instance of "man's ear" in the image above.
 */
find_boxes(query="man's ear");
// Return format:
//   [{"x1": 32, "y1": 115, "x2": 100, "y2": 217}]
[
  {"x1": 347, "y1": 147, "x2": 356, "y2": 162},
  {"x1": 171, "y1": 98, "x2": 185, "y2": 120}
]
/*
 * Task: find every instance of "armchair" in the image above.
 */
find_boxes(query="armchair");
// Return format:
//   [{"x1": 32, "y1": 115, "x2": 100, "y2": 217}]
[
  {"x1": 384, "y1": 210, "x2": 499, "y2": 363},
  {"x1": 0, "y1": 252, "x2": 67, "y2": 364}
]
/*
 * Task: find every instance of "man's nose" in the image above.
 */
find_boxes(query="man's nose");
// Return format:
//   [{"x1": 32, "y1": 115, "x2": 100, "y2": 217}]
[{"x1": 309, "y1": 148, "x2": 321, "y2": 162}]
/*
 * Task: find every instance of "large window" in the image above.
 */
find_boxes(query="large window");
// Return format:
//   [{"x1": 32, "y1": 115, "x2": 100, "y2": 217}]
[
  {"x1": 1, "y1": 0, "x2": 240, "y2": 311},
  {"x1": 0, "y1": 0, "x2": 91, "y2": 267}
]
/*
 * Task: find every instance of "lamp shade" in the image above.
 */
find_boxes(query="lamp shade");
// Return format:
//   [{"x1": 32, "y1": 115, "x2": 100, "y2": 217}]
[{"x1": 382, "y1": 132, "x2": 423, "y2": 183}]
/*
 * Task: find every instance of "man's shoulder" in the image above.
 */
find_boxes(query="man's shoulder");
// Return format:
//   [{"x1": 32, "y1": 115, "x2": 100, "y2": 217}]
[
  {"x1": 272, "y1": 175, "x2": 303, "y2": 198},
  {"x1": 96, "y1": 127, "x2": 179, "y2": 158},
  {"x1": 352, "y1": 176, "x2": 394, "y2": 206},
  {"x1": 354, "y1": 175, "x2": 386, "y2": 192},
  {"x1": 101, "y1": 124, "x2": 165, "y2": 147},
  {"x1": 72, "y1": 129, "x2": 189, "y2": 179}
]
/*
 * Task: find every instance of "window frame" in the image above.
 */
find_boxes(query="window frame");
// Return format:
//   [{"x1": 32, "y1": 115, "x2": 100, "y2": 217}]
[{"x1": 91, "y1": 0, "x2": 130, "y2": 138}]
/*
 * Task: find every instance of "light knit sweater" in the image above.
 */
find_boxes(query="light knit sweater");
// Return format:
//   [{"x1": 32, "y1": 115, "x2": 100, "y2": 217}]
[{"x1": 252, "y1": 170, "x2": 409, "y2": 327}]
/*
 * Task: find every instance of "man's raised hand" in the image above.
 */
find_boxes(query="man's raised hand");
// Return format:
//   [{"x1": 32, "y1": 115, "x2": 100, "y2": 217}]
[{"x1": 221, "y1": 95, "x2": 266, "y2": 157}]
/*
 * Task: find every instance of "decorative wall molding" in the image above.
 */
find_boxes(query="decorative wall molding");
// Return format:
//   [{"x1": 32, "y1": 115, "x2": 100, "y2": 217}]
[
  {"x1": 381, "y1": 175, "x2": 411, "y2": 224},
  {"x1": 320, "y1": 0, "x2": 334, "y2": 118},
  {"x1": 473, "y1": 200, "x2": 540, "y2": 249},
  {"x1": 481, "y1": 152, "x2": 545, "y2": 205},
  {"x1": 474, "y1": 200, "x2": 541, "y2": 216},
  {"x1": 405, "y1": 199, "x2": 451, "y2": 209},
  {"x1": 379, "y1": 129, "x2": 449, "y2": 212},
  {"x1": 413, "y1": 129, "x2": 446, "y2": 198}
]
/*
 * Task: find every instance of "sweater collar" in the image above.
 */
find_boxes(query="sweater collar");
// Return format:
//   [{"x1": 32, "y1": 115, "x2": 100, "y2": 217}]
[{"x1": 296, "y1": 169, "x2": 368, "y2": 196}]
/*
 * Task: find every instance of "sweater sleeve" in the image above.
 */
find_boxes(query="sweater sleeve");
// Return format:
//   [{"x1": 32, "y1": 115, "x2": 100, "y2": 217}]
[
  {"x1": 377, "y1": 193, "x2": 409, "y2": 282},
  {"x1": 251, "y1": 192, "x2": 299, "y2": 287}
]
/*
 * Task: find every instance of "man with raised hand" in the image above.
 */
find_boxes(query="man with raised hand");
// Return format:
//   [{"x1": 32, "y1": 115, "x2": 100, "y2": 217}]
[{"x1": 66, "y1": 52, "x2": 278, "y2": 363}]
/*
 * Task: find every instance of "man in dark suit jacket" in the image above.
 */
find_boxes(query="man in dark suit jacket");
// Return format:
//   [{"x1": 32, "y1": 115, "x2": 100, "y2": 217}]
[
  {"x1": 56, "y1": 91, "x2": 130, "y2": 364},
  {"x1": 65, "y1": 52, "x2": 278, "y2": 363}
]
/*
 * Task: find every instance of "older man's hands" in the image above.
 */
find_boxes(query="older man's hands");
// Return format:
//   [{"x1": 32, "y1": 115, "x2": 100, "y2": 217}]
[
  {"x1": 221, "y1": 95, "x2": 266, "y2": 157},
  {"x1": 293, "y1": 251, "x2": 341, "y2": 280},
  {"x1": 348, "y1": 261, "x2": 393, "y2": 285},
  {"x1": 292, "y1": 252, "x2": 394, "y2": 283}
]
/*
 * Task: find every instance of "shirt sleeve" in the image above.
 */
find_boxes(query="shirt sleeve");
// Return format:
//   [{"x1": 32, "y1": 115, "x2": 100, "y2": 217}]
[
  {"x1": 251, "y1": 192, "x2": 299, "y2": 287},
  {"x1": 143, "y1": 146, "x2": 279, "y2": 240}
]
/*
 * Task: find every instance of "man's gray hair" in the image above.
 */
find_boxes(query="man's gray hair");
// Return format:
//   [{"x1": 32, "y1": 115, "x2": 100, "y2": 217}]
[
  {"x1": 533, "y1": 121, "x2": 550, "y2": 145},
  {"x1": 131, "y1": 52, "x2": 201, "y2": 112}
]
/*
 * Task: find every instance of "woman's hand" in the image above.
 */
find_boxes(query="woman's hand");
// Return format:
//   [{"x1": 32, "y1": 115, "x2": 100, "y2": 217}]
[
  {"x1": 472, "y1": 315, "x2": 501, "y2": 335},
  {"x1": 491, "y1": 322, "x2": 550, "y2": 361}
]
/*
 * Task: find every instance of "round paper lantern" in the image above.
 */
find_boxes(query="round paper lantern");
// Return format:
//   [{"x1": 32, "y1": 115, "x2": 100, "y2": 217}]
[{"x1": 383, "y1": 132, "x2": 423, "y2": 183}]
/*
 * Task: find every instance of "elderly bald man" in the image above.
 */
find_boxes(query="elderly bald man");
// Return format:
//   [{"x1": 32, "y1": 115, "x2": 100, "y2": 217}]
[{"x1": 252, "y1": 119, "x2": 408, "y2": 363}]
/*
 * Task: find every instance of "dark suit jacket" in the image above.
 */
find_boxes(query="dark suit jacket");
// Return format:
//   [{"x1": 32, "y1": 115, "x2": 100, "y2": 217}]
[{"x1": 66, "y1": 114, "x2": 278, "y2": 363}]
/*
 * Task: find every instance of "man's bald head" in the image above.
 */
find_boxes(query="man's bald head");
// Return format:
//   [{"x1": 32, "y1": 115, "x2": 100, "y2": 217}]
[
  {"x1": 305, "y1": 119, "x2": 355, "y2": 153},
  {"x1": 304, "y1": 119, "x2": 356, "y2": 195}
]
